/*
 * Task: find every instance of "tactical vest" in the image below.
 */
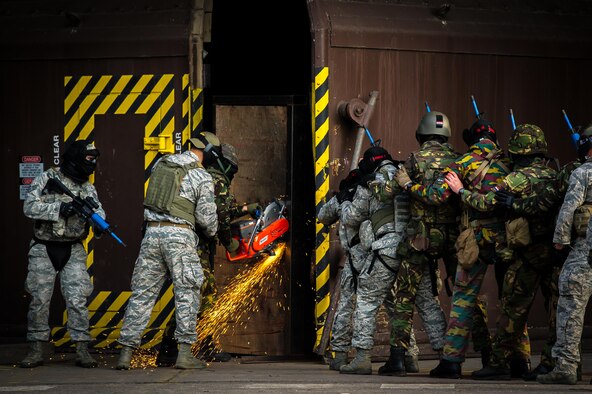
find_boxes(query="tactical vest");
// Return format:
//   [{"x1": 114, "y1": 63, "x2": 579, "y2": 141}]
[{"x1": 144, "y1": 155, "x2": 199, "y2": 225}]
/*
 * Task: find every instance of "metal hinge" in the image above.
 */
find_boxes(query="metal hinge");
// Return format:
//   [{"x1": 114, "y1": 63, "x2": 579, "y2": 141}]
[{"x1": 144, "y1": 135, "x2": 174, "y2": 154}]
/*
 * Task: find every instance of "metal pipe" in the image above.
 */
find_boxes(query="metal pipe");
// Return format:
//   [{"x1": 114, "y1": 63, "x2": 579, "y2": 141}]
[{"x1": 350, "y1": 91, "x2": 379, "y2": 170}]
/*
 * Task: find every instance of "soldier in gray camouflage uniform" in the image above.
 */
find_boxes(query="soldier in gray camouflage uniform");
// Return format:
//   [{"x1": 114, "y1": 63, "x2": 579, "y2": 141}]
[
  {"x1": 318, "y1": 168, "x2": 368, "y2": 371},
  {"x1": 116, "y1": 134, "x2": 218, "y2": 370},
  {"x1": 338, "y1": 146, "x2": 407, "y2": 375},
  {"x1": 538, "y1": 125, "x2": 592, "y2": 385},
  {"x1": 20, "y1": 140, "x2": 103, "y2": 369}
]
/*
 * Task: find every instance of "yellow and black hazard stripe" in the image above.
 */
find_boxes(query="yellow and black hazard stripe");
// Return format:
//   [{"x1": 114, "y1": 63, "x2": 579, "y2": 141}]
[
  {"x1": 183, "y1": 73, "x2": 204, "y2": 142},
  {"x1": 52, "y1": 74, "x2": 178, "y2": 348},
  {"x1": 312, "y1": 67, "x2": 330, "y2": 350}
]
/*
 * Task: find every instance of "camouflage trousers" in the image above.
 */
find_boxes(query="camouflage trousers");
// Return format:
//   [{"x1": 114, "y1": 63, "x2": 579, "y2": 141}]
[
  {"x1": 351, "y1": 252, "x2": 400, "y2": 350},
  {"x1": 390, "y1": 259, "x2": 447, "y2": 351},
  {"x1": 490, "y1": 243, "x2": 558, "y2": 368},
  {"x1": 162, "y1": 256, "x2": 218, "y2": 341},
  {"x1": 118, "y1": 227, "x2": 204, "y2": 348},
  {"x1": 25, "y1": 241, "x2": 93, "y2": 342},
  {"x1": 552, "y1": 238, "x2": 592, "y2": 375},
  {"x1": 330, "y1": 247, "x2": 366, "y2": 353}
]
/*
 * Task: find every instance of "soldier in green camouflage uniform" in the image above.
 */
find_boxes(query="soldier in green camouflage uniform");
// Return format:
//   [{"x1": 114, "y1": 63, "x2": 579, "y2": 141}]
[
  {"x1": 471, "y1": 124, "x2": 558, "y2": 380},
  {"x1": 379, "y1": 111, "x2": 457, "y2": 376},
  {"x1": 494, "y1": 153, "x2": 582, "y2": 380},
  {"x1": 538, "y1": 125, "x2": 592, "y2": 385},
  {"x1": 398, "y1": 119, "x2": 522, "y2": 378}
]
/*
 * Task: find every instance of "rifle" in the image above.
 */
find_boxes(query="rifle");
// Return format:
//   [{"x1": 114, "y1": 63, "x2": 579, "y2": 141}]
[
  {"x1": 509, "y1": 109, "x2": 516, "y2": 131},
  {"x1": 46, "y1": 177, "x2": 126, "y2": 246},
  {"x1": 562, "y1": 109, "x2": 580, "y2": 148}
]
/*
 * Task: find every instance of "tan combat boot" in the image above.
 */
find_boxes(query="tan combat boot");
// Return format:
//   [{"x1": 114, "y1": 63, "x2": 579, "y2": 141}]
[
  {"x1": 75, "y1": 341, "x2": 98, "y2": 368},
  {"x1": 175, "y1": 343, "x2": 207, "y2": 369},
  {"x1": 19, "y1": 341, "x2": 44, "y2": 368},
  {"x1": 339, "y1": 348, "x2": 372, "y2": 375}
]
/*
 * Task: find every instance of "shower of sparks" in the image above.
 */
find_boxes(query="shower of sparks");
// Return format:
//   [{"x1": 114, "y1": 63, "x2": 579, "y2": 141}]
[
  {"x1": 192, "y1": 242, "x2": 287, "y2": 355},
  {"x1": 129, "y1": 242, "x2": 287, "y2": 367}
]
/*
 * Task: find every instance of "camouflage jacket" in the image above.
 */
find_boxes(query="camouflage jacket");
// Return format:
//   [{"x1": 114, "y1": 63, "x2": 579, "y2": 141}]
[
  {"x1": 341, "y1": 160, "x2": 403, "y2": 257},
  {"x1": 553, "y1": 160, "x2": 592, "y2": 245},
  {"x1": 409, "y1": 139, "x2": 511, "y2": 220},
  {"x1": 207, "y1": 167, "x2": 243, "y2": 249},
  {"x1": 318, "y1": 193, "x2": 361, "y2": 252},
  {"x1": 404, "y1": 140, "x2": 460, "y2": 224},
  {"x1": 511, "y1": 160, "x2": 580, "y2": 216},
  {"x1": 500, "y1": 158, "x2": 557, "y2": 237},
  {"x1": 23, "y1": 167, "x2": 106, "y2": 242},
  {"x1": 144, "y1": 150, "x2": 218, "y2": 238}
]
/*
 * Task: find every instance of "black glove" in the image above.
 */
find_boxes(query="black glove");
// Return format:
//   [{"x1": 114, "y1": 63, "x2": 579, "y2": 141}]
[
  {"x1": 336, "y1": 187, "x2": 355, "y2": 203},
  {"x1": 494, "y1": 190, "x2": 515, "y2": 209},
  {"x1": 59, "y1": 202, "x2": 77, "y2": 218},
  {"x1": 358, "y1": 173, "x2": 376, "y2": 188}
]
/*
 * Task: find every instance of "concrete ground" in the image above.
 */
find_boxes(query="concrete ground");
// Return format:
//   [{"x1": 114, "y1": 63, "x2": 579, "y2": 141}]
[{"x1": 0, "y1": 344, "x2": 591, "y2": 393}]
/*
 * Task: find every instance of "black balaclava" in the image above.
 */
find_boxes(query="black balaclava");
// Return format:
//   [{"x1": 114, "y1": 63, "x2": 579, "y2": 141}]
[
  {"x1": 577, "y1": 137, "x2": 592, "y2": 162},
  {"x1": 61, "y1": 140, "x2": 100, "y2": 183},
  {"x1": 339, "y1": 169, "x2": 361, "y2": 191},
  {"x1": 358, "y1": 146, "x2": 392, "y2": 174},
  {"x1": 462, "y1": 119, "x2": 497, "y2": 147}
]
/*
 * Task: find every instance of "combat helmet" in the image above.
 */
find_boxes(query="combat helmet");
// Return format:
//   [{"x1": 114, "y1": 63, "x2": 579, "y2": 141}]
[
  {"x1": 416, "y1": 111, "x2": 451, "y2": 139},
  {"x1": 188, "y1": 131, "x2": 220, "y2": 151},
  {"x1": 507, "y1": 124, "x2": 548, "y2": 156},
  {"x1": 221, "y1": 143, "x2": 239, "y2": 168}
]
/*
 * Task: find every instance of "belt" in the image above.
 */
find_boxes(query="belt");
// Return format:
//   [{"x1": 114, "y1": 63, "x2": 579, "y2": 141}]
[{"x1": 148, "y1": 221, "x2": 192, "y2": 230}]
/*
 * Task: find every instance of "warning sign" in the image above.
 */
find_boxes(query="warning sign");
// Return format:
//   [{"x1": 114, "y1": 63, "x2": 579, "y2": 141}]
[{"x1": 19, "y1": 155, "x2": 43, "y2": 200}]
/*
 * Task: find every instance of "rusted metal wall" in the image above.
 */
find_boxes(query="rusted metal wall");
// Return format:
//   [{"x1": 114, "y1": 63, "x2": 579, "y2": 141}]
[{"x1": 309, "y1": 0, "x2": 592, "y2": 358}]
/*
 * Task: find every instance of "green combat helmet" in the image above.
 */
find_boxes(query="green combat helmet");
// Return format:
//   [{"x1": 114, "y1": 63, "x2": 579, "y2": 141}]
[
  {"x1": 189, "y1": 131, "x2": 221, "y2": 150},
  {"x1": 416, "y1": 111, "x2": 451, "y2": 138},
  {"x1": 508, "y1": 124, "x2": 548, "y2": 155}
]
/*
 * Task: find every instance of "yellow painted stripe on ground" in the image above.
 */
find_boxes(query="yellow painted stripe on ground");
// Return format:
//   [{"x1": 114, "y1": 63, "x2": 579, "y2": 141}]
[{"x1": 64, "y1": 75, "x2": 91, "y2": 114}]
